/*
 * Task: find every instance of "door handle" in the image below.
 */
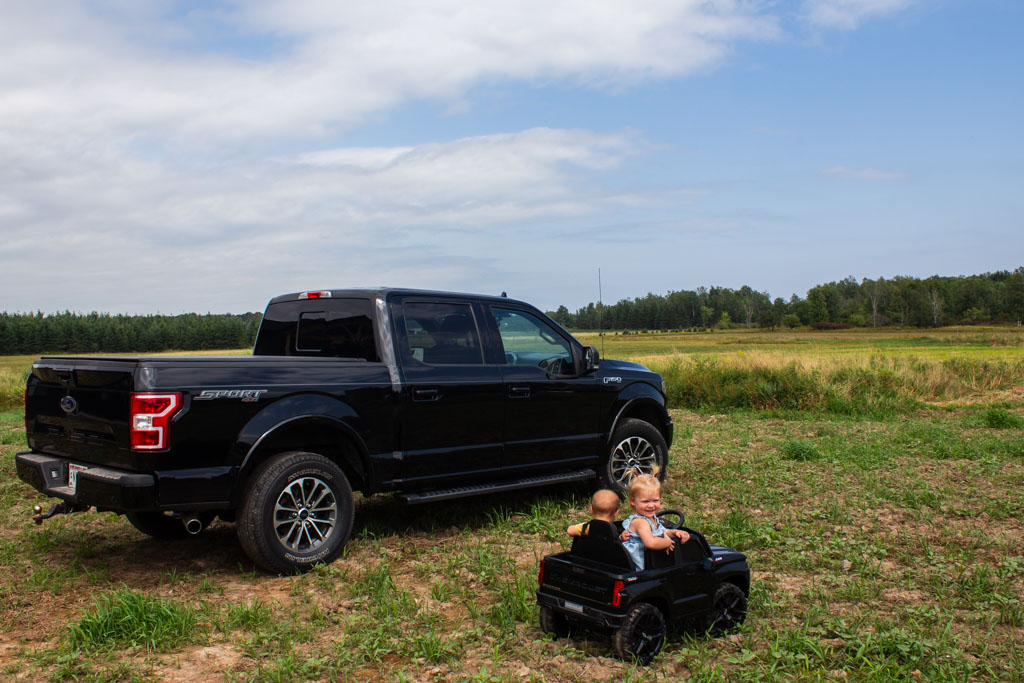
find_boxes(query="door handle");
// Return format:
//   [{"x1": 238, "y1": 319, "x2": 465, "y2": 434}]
[
  {"x1": 509, "y1": 386, "x2": 531, "y2": 398},
  {"x1": 412, "y1": 388, "x2": 441, "y2": 402}
]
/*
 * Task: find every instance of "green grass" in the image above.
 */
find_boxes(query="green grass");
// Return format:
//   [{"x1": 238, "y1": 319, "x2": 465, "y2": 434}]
[
  {"x1": 67, "y1": 586, "x2": 202, "y2": 651},
  {"x1": 1, "y1": 331, "x2": 1021, "y2": 680}
]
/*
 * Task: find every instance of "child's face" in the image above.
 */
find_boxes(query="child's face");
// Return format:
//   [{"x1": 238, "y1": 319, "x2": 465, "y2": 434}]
[{"x1": 630, "y1": 489, "x2": 661, "y2": 518}]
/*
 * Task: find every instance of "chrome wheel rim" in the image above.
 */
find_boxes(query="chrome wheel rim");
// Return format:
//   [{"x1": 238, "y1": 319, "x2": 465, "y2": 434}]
[
  {"x1": 610, "y1": 436, "x2": 660, "y2": 487},
  {"x1": 273, "y1": 476, "x2": 337, "y2": 553}
]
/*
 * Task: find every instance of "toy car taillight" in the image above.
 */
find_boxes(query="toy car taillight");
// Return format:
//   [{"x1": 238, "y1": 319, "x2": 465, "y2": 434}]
[{"x1": 611, "y1": 579, "x2": 625, "y2": 607}]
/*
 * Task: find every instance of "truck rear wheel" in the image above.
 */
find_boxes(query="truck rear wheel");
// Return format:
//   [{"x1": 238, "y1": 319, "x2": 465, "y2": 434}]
[
  {"x1": 600, "y1": 418, "x2": 668, "y2": 494},
  {"x1": 614, "y1": 602, "x2": 666, "y2": 664},
  {"x1": 539, "y1": 606, "x2": 571, "y2": 638},
  {"x1": 237, "y1": 451, "x2": 354, "y2": 574}
]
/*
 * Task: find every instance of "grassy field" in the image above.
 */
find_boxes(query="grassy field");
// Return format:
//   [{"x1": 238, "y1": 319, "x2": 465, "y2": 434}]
[{"x1": 0, "y1": 329, "x2": 1022, "y2": 681}]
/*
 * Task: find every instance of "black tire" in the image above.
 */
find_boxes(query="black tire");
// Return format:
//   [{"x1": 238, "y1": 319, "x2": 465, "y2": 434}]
[
  {"x1": 125, "y1": 511, "x2": 214, "y2": 539},
  {"x1": 614, "y1": 602, "x2": 666, "y2": 664},
  {"x1": 236, "y1": 451, "x2": 354, "y2": 575},
  {"x1": 599, "y1": 418, "x2": 668, "y2": 495},
  {"x1": 706, "y1": 582, "x2": 747, "y2": 636},
  {"x1": 539, "y1": 606, "x2": 571, "y2": 639}
]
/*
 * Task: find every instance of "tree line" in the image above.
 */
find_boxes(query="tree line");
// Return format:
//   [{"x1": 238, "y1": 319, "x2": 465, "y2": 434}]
[
  {"x1": 2, "y1": 268, "x2": 1021, "y2": 356},
  {"x1": 0, "y1": 312, "x2": 262, "y2": 355},
  {"x1": 547, "y1": 269, "x2": 1024, "y2": 331}
]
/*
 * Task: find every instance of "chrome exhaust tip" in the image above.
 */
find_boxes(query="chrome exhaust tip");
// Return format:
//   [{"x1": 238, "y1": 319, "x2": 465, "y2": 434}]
[{"x1": 182, "y1": 515, "x2": 204, "y2": 535}]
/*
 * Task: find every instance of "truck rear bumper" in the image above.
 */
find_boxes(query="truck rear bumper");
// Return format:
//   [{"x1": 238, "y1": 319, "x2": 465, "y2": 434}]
[
  {"x1": 536, "y1": 590, "x2": 627, "y2": 630},
  {"x1": 17, "y1": 451, "x2": 158, "y2": 511},
  {"x1": 15, "y1": 451, "x2": 233, "y2": 512}
]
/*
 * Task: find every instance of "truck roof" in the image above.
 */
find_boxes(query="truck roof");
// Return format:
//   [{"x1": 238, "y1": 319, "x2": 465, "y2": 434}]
[{"x1": 267, "y1": 288, "x2": 532, "y2": 307}]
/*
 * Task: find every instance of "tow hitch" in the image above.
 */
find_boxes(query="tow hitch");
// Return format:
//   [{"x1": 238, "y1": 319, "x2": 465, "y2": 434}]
[{"x1": 32, "y1": 502, "x2": 90, "y2": 524}]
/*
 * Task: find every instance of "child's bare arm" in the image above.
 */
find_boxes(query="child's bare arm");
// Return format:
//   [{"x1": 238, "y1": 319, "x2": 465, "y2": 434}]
[
  {"x1": 567, "y1": 523, "x2": 584, "y2": 537},
  {"x1": 630, "y1": 518, "x2": 674, "y2": 551}
]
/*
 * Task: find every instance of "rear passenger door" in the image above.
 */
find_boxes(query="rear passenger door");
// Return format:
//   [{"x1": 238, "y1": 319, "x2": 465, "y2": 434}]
[
  {"x1": 393, "y1": 298, "x2": 504, "y2": 484},
  {"x1": 486, "y1": 306, "x2": 604, "y2": 474}
]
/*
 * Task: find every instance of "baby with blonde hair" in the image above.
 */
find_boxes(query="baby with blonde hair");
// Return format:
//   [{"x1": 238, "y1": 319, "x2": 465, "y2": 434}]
[{"x1": 620, "y1": 474, "x2": 689, "y2": 571}]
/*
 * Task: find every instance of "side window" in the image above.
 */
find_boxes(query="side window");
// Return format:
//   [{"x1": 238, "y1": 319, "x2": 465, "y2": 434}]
[
  {"x1": 403, "y1": 302, "x2": 483, "y2": 365},
  {"x1": 254, "y1": 299, "x2": 379, "y2": 361},
  {"x1": 491, "y1": 308, "x2": 573, "y2": 374}
]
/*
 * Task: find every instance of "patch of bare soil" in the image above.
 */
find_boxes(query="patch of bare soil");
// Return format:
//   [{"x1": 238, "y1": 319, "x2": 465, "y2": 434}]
[{"x1": 156, "y1": 644, "x2": 245, "y2": 682}]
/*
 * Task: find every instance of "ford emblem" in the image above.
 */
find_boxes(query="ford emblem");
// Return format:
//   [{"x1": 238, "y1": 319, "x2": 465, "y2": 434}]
[{"x1": 59, "y1": 395, "x2": 78, "y2": 415}]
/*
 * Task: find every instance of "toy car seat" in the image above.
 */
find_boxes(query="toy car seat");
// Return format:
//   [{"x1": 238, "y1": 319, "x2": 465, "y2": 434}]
[{"x1": 569, "y1": 520, "x2": 634, "y2": 571}]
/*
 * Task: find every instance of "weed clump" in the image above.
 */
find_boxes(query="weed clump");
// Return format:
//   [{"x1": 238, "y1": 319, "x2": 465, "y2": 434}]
[
  {"x1": 780, "y1": 438, "x2": 821, "y2": 461},
  {"x1": 68, "y1": 587, "x2": 201, "y2": 651},
  {"x1": 983, "y1": 407, "x2": 1024, "y2": 429}
]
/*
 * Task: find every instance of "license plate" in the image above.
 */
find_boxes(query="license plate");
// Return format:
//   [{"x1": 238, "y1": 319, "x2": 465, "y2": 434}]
[
  {"x1": 68, "y1": 464, "x2": 88, "y2": 492},
  {"x1": 563, "y1": 600, "x2": 584, "y2": 614}
]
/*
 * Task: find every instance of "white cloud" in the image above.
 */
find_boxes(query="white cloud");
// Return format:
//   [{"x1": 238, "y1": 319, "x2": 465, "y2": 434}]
[
  {"x1": 0, "y1": 126, "x2": 666, "y2": 312},
  {"x1": 822, "y1": 165, "x2": 908, "y2": 181},
  {"x1": 0, "y1": 1, "x2": 780, "y2": 148},
  {"x1": 801, "y1": 0, "x2": 917, "y2": 30}
]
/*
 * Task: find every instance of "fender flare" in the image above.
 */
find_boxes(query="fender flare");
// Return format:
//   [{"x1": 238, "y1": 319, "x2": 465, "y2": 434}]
[
  {"x1": 234, "y1": 393, "x2": 372, "y2": 486},
  {"x1": 608, "y1": 383, "x2": 672, "y2": 445}
]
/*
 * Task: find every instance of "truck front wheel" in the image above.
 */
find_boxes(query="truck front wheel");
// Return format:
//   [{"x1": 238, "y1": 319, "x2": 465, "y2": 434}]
[
  {"x1": 600, "y1": 418, "x2": 668, "y2": 494},
  {"x1": 237, "y1": 451, "x2": 354, "y2": 574}
]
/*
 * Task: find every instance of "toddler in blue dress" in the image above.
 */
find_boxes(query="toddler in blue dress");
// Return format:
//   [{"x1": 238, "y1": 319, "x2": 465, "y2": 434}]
[{"x1": 621, "y1": 474, "x2": 690, "y2": 571}]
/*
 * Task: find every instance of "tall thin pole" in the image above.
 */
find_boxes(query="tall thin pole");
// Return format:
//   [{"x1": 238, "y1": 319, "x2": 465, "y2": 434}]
[{"x1": 598, "y1": 268, "x2": 604, "y2": 356}]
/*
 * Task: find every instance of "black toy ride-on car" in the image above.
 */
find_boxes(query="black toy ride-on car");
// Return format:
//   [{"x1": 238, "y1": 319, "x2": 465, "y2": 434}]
[{"x1": 536, "y1": 511, "x2": 750, "y2": 664}]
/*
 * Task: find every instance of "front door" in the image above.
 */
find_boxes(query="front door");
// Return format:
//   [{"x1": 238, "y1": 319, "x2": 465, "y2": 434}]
[{"x1": 487, "y1": 306, "x2": 604, "y2": 474}]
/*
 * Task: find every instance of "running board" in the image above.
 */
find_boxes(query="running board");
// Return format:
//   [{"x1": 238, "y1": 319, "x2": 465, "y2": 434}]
[{"x1": 396, "y1": 469, "x2": 596, "y2": 505}]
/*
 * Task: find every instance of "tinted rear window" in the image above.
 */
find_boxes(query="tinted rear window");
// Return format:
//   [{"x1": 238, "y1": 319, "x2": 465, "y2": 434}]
[{"x1": 253, "y1": 299, "x2": 379, "y2": 361}]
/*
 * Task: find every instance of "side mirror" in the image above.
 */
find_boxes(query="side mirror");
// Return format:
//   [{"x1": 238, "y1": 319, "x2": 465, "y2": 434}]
[{"x1": 583, "y1": 346, "x2": 600, "y2": 374}]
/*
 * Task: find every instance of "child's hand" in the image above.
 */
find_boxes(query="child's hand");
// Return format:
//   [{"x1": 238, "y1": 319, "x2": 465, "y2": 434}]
[
  {"x1": 619, "y1": 530, "x2": 631, "y2": 542},
  {"x1": 673, "y1": 529, "x2": 690, "y2": 544}
]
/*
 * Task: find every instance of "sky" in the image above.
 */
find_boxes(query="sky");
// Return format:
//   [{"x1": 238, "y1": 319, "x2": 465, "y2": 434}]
[{"x1": 1, "y1": 0, "x2": 1021, "y2": 315}]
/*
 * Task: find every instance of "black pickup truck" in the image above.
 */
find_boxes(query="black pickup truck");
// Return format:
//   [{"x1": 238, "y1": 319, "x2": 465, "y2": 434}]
[{"x1": 15, "y1": 288, "x2": 672, "y2": 573}]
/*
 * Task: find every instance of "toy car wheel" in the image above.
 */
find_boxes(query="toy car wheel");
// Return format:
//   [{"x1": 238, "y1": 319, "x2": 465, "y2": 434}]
[
  {"x1": 237, "y1": 451, "x2": 354, "y2": 575},
  {"x1": 614, "y1": 602, "x2": 666, "y2": 664},
  {"x1": 125, "y1": 511, "x2": 214, "y2": 539},
  {"x1": 706, "y1": 582, "x2": 747, "y2": 635},
  {"x1": 539, "y1": 606, "x2": 571, "y2": 638},
  {"x1": 600, "y1": 418, "x2": 668, "y2": 494}
]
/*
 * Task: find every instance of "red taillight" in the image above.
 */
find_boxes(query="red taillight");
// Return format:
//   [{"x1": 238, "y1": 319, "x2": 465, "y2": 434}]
[
  {"x1": 537, "y1": 559, "x2": 546, "y2": 586},
  {"x1": 130, "y1": 393, "x2": 182, "y2": 451},
  {"x1": 611, "y1": 579, "x2": 625, "y2": 607}
]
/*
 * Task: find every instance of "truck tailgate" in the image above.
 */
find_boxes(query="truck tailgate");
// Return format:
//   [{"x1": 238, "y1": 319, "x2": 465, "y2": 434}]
[
  {"x1": 26, "y1": 357, "x2": 137, "y2": 468},
  {"x1": 540, "y1": 552, "x2": 634, "y2": 612}
]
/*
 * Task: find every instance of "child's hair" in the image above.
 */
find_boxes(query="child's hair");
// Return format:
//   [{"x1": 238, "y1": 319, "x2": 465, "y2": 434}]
[
  {"x1": 591, "y1": 489, "x2": 620, "y2": 517},
  {"x1": 627, "y1": 474, "x2": 661, "y2": 502}
]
